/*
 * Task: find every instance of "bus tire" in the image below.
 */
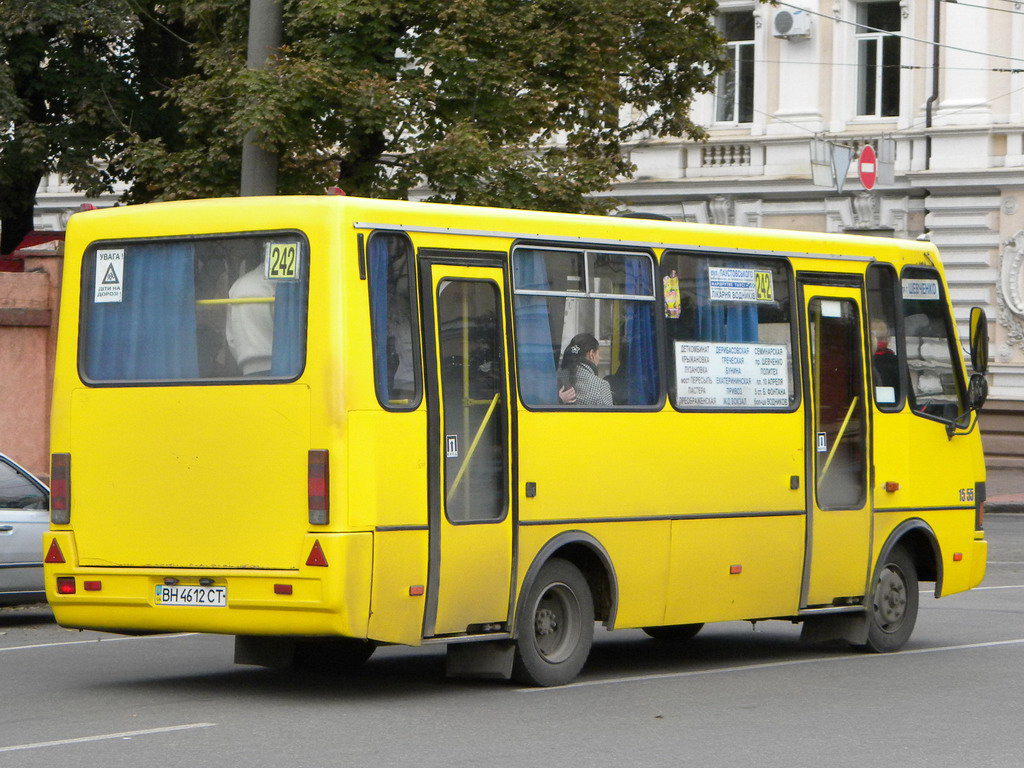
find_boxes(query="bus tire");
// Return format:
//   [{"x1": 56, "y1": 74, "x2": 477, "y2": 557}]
[
  {"x1": 857, "y1": 546, "x2": 919, "y2": 653},
  {"x1": 642, "y1": 623, "x2": 704, "y2": 642},
  {"x1": 512, "y1": 558, "x2": 594, "y2": 687},
  {"x1": 293, "y1": 638, "x2": 376, "y2": 673}
]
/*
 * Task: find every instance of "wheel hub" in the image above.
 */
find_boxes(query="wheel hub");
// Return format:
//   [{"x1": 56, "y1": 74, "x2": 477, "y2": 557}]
[
  {"x1": 535, "y1": 607, "x2": 558, "y2": 636},
  {"x1": 874, "y1": 566, "x2": 907, "y2": 630}
]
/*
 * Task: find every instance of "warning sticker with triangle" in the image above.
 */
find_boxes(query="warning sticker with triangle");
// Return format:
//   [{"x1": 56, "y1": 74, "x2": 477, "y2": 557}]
[{"x1": 94, "y1": 249, "x2": 125, "y2": 303}]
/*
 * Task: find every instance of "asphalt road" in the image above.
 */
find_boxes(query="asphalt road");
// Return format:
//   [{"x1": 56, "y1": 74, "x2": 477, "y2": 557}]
[{"x1": 3, "y1": 516, "x2": 1023, "y2": 767}]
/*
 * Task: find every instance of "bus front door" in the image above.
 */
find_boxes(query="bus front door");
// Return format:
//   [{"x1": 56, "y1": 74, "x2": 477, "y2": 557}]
[
  {"x1": 421, "y1": 262, "x2": 514, "y2": 638},
  {"x1": 800, "y1": 282, "x2": 872, "y2": 608}
]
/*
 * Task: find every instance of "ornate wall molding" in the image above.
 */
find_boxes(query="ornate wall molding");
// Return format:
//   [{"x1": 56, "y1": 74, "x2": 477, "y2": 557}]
[{"x1": 996, "y1": 229, "x2": 1024, "y2": 359}]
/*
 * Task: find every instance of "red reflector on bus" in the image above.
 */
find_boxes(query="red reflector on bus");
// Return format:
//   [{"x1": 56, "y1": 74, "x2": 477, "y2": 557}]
[
  {"x1": 953, "y1": 552, "x2": 963, "y2": 562},
  {"x1": 50, "y1": 453, "x2": 71, "y2": 525},
  {"x1": 83, "y1": 580, "x2": 102, "y2": 591},
  {"x1": 274, "y1": 584, "x2": 293, "y2": 595},
  {"x1": 44, "y1": 539, "x2": 66, "y2": 564},
  {"x1": 306, "y1": 540, "x2": 328, "y2": 567},
  {"x1": 56, "y1": 577, "x2": 76, "y2": 594},
  {"x1": 308, "y1": 450, "x2": 329, "y2": 525},
  {"x1": 409, "y1": 585, "x2": 425, "y2": 596},
  {"x1": 884, "y1": 481, "x2": 900, "y2": 493},
  {"x1": 729, "y1": 564, "x2": 743, "y2": 575}
]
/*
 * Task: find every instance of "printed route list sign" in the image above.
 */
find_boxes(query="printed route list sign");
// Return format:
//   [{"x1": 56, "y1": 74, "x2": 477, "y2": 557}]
[{"x1": 674, "y1": 341, "x2": 790, "y2": 408}]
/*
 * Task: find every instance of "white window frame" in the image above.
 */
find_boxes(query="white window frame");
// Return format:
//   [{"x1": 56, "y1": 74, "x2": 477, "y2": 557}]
[
  {"x1": 854, "y1": 1, "x2": 901, "y2": 118},
  {"x1": 714, "y1": 11, "x2": 756, "y2": 125}
]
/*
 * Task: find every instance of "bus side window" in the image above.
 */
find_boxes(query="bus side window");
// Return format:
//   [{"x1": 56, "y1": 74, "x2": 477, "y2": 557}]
[
  {"x1": 900, "y1": 266, "x2": 964, "y2": 422},
  {"x1": 866, "y1": 264, "x2": 904, "y2": 409},
  {"x1": 368, "y1": 232, "x2": 421, "y2": 409},
  {"x1": 511, "y1": 247, "x2": 659, "y2": 408},
  {"x1": 661, "y1": 251, "x2": 796, "y2": 411}
]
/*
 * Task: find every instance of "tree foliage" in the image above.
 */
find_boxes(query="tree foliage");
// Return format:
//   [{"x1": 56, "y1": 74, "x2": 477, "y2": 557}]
[
  {"x1": 126, "y1": 0, "x2": 727, "y2": 212},
  {"x1": 1, "y1": 0, "x2": 727, "y2": 253},
  {"x1": 0, "y1": 0, "x2": 194, "y2": 253}
]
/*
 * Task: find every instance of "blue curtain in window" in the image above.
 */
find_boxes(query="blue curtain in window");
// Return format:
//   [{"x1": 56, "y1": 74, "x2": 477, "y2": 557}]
[
  {"x1": 513, "y1": 251, "x2": 557, "y2": 405},
  {"x1": 368, "y1": 236, "x2": 392, "y2": 401},
  {"x1": 270, "y1": 279, "x2": 304, "y2": 377},
  {"x1": 623, "y1": 257, "x2": 657, "y2": 405},
  {"x1": 695, "y1": 260, "x2": 759, "y2": 342},
  {"x1": 84, "y1": 242, "x2": 199, "y2": 380}
]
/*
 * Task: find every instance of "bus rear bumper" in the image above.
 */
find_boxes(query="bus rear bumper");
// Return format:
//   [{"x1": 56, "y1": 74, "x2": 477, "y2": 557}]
[{"x1": 43, "y1": 531, "x2": 373, "y2": 638}]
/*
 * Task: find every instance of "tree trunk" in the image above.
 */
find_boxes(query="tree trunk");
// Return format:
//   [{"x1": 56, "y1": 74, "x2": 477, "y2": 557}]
[{"x1": 0, "y1": 170, "x2": 44, "y2": 256}]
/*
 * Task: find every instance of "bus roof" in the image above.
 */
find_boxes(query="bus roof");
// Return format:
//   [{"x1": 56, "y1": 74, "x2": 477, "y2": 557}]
[{"x1": 67, "y1": 195, "x2": 939, "y2": 270}]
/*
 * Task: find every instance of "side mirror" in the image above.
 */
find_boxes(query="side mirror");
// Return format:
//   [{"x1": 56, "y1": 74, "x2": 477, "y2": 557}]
[
  {"x1": 969, "y1": 306, "x2": 989, "y2": 373},
  {"x1": 968, "y1": 372, "x2": 988, "y2": 412}
]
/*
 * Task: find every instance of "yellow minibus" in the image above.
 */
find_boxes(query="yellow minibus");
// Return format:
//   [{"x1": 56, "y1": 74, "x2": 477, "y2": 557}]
[{"x1": 45, "y1": 196, "x2": 990, "y2": 686}]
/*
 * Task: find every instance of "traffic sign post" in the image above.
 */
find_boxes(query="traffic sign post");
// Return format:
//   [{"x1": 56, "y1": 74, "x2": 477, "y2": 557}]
[{"x1": 859, "y1": 144, "x2": 877, "y2": 190}]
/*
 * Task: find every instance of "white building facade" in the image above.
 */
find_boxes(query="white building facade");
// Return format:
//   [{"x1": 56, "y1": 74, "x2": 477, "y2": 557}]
[{"x1": 604, "y1": 0, "x2": 1024, "y2": 464}]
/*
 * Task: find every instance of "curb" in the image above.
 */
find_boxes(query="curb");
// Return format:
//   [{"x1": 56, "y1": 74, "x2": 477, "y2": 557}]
[{"x1": 986, "y1": 503, "x2": 1024, "y2": 515}]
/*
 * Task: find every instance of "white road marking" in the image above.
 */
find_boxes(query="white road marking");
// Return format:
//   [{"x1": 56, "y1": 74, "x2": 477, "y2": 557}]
[
  {"x1": 0, "y1": 723, "x2": 215, "y2": 753},
  {"x1": 920, "y1": 583, "x2": 1024, "y2": 594},
  {"x1": 986, "y1": 561, "x2": 1024, "y2": 565},
  {"x1": 522, "y1": 637, "x2": 1024, "y2": 692},
  {"x1": 0, "y1": 633, "x2": 196, "y2": 653},
  {"x1": 969, "y1": 583, "x2": 1024, "y2": 591}
]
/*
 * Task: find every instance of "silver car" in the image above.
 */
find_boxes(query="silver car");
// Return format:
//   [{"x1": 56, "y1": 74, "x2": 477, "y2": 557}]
[{"x1": 0, "y1": 453, "x2": 49, "y2": 606}]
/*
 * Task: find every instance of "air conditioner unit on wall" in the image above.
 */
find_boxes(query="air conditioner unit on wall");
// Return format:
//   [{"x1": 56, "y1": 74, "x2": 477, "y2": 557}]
[{"x1": 773, "y1": 9, "x2": 812, "y2": 39}]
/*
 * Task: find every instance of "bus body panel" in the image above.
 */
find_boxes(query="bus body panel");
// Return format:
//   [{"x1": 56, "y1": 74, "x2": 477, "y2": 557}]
[
  {"x1": 367, "y1": 530, "x2": 428, "y2": 645},
  {"x1": 346, "y1": 410, "x2": 427, "y2": 530},
  {"x1": 69, "y1": 385, "x2": 311, "y2": 569},
  {"x1": 47, "y1": 531, "x2": 372, "y2": 637},
  {"x1": 517, "y1": 522, "x2": 672, "y2": 629},
  {"x1": 665, "y1": 515, "x2": 805, "y2": 624}
]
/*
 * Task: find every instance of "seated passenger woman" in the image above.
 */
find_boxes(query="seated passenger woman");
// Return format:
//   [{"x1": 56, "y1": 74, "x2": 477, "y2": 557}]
[{"x1": 558, "y1": 333, "x2": 613, "y2": 407}]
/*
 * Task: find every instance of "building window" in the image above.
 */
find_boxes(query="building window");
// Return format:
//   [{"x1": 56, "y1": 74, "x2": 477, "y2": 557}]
[
  {"x1": 715, "y1": 11, "x2": 755, "y2": 123},
  {"x1": 856, "y1": 2, "x2": 901, "y2": 117}
]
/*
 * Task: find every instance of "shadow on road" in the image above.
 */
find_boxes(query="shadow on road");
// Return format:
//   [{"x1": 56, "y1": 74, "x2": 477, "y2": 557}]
[
  {"x1": 84, "y1": 623, "x2": 859, "y2": 701},
  {"x1": 0, "y1": 602, "x2": 55, "y2": 628}
]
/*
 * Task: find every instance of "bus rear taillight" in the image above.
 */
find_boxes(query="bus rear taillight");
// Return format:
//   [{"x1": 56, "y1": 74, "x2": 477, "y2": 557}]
[
  {"x1": 308, "y1": 450, "x2": 329, "y2": 525},
  {"x1": 56, "y1": 577, "x2": 76, "y2": 594},
  {"x1": 50, "y1": 453, "x2": 71, "y2": 525}
]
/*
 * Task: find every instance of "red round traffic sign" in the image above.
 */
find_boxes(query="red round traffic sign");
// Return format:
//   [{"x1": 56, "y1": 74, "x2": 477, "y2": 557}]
[{"x1": 859, "y1": 144, "x2": 877, "y2": 190}]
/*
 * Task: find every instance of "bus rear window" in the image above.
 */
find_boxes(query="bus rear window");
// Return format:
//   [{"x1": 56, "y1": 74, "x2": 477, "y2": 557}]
[{"x1": 80, "y1": 234, "x2": 309, "y2": 384}]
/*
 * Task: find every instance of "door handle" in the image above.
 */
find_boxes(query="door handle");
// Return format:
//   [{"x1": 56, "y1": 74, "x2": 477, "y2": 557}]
[{"x1": 0, "y1": 524, "x2": 13, "y2": 532}]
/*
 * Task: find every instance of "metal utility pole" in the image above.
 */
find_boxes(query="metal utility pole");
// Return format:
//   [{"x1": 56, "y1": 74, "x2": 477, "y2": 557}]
[{"x1": 240, "y1": 0, "x2": 282, "y2": 196}]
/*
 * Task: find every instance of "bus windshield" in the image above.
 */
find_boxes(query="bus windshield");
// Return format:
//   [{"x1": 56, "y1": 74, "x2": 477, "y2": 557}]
[{"x1": 79, "y1": 233, "x2": 309, "y2": 384}]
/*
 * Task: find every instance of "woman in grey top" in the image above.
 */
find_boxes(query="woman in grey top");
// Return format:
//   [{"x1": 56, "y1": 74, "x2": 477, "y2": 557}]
[{"x1": 558, "y1": 333, "x2": 613, "y2": 407}]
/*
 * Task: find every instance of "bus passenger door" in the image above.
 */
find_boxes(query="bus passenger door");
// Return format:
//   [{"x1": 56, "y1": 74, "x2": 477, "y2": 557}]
[
  {"x1": 420, "y1": 262, "x2": 514, "y2": 638},
  {"x1": 800, "y1": 282, "x2": 872, "y2": 607}
]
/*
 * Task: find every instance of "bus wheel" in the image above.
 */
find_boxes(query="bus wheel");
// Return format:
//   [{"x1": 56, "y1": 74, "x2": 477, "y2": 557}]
[
  {"x1": 512, "y1": 558, "x2": 594, "y2": 687},
  {"x1": 293, "y1": 638, "x2": 376, "y2": 673},
  {"x1": 642, "y1": 623, "x2": 704, "y2": 642},
  {"x1": 857, "y1": 546, "x2": 919, "y2": 653}
]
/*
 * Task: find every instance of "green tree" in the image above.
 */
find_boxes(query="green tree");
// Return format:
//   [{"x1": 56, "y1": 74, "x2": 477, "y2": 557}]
[
  {"x1": 126, "y1": 0, "x2": 727, "y2": 213},
  {"x1": 0, "y1": 1, "x2": 194, "y2": 254}
]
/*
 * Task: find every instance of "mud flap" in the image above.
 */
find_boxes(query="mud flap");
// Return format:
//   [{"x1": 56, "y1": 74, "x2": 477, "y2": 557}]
[
  {"x1": 445, "y1": 640, "x2": 515, "y2": 680},
  {"x1": 799, "y1": 613, "x2": 869, "y2": 646}
]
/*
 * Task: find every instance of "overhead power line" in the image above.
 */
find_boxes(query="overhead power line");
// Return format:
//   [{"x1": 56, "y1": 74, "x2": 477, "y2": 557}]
[
  {"x1": 941, "y1": 0, "x2": 1024, "y2": 16},
  {"x1": 774, "y1": 0, "x2": 1024, "y2": 64}
]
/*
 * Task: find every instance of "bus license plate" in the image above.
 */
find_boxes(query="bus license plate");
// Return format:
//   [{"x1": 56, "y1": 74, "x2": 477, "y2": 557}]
[{"x1": 154, "y1": 585, "x2": 227, "y2": 607}]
